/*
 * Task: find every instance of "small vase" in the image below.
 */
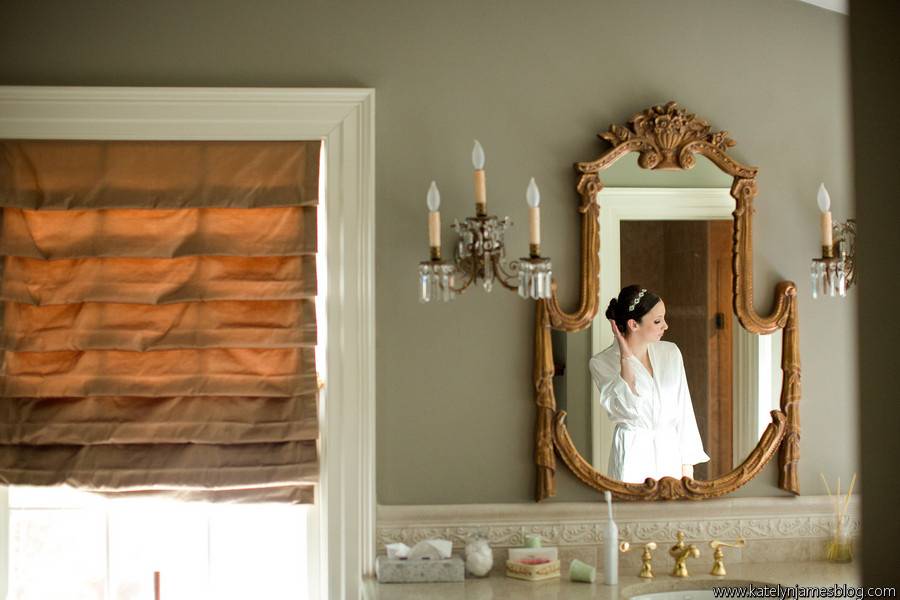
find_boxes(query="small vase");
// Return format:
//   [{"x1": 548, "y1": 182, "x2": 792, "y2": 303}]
[
  {"x1": 825, "y1": 526, "x2": 852, "y2": 563},
  {"x1": 465, "y1": 539, "x2": 493, "y2": 577}
]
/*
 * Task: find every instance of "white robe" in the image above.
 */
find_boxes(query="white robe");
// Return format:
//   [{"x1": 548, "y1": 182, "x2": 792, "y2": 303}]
[{"x1": 589, "y1": 341, "x2": 710, "y2": 483}]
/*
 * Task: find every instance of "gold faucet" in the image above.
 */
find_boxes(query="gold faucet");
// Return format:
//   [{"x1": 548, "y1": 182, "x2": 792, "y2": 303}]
[
  {"x1": 709, "y1": 538, "x2": 746, "y2": 576},
  {"x1": 668, "y1": 531, "x2": 700, "y2": 578},
  {"x1": 619, "y1": 541, "x2": 658, "y2": 578}
]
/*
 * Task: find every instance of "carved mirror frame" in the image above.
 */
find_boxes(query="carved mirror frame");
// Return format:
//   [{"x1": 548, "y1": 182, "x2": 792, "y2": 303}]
[{"x1": 533, "y1": 101, "x2": 800, "y2": 501}]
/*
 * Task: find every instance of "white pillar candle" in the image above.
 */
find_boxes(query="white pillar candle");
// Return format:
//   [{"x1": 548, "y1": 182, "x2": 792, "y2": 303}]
[
  {"x1": 427, "y1": 181, "x2": 441, "y2": 248},
  {"x1": 472, "y1": 140, "x2": 486, "y2": 211},
  {"x1": 428, "y1": 212, "x2": 441, "y2": 248},
  {"x1": 817, "y1": 183, "x2": 833, "y2": 249},
  {"x1": 529, "y1": 207, "x2": 540, "y2": 246},
  {"x1": 526, "y1": 178, "x2": 541, "y2": 246}
]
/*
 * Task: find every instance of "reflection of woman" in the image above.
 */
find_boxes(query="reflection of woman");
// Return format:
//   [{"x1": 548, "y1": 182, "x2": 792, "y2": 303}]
[{"x1": 589, "y1": 285, "x2": 709, "y2": 483}]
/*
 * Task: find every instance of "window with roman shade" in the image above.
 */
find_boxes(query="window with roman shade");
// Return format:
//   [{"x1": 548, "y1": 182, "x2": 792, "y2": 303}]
[{"x1": 0, "y1": 139, "x2": 321, "y2": 504}]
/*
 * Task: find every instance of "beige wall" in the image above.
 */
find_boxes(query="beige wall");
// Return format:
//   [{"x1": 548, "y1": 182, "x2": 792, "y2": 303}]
[{"x1": 0, "y1": 0, "x2": 855, "y2": 504}]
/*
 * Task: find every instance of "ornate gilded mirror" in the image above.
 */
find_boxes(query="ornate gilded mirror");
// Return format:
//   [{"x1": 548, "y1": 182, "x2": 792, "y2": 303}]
[{"x1": 533, "y1": 102, "x2": 799, "y2": 501}]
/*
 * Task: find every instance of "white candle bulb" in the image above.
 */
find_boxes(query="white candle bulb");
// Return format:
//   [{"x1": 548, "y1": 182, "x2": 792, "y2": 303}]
[
  {"x1": 472, "y1": 142, "x2": 486, "y2": 210},
  {"x1": 472, "y1": 140, "x2": 485, "y2": 170},
  {"x1": 817, "y1": 182, "x2": 833, "y2": 250},
  {"x1": 426, "y1": 181, "x2": 441, "y2": 249},
  {"x1": 817, "y1": 183, "x2": 831, "y2": 213},
  {"x1": 526, "y1": 178, "x2": 541, "y2": 208},
  {"x1": 426, "y1": 181, "x2": 441, "y2": 212},
  {"x1": 526, "y1": 178, "x2": 541, "y2": 247}
]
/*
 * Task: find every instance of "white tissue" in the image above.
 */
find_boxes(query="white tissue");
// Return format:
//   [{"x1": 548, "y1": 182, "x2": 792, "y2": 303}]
[
  {"x1": 408, "y1": 539, "x2": 453, "y2": 560},
  {"x1": 386, "y1": 542, "x2": 410, "y2": 560}
]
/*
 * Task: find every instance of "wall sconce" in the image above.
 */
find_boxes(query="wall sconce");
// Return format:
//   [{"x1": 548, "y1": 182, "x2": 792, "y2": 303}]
[
  {"x1": 810, "y1": 183, "x2": 856, "y2": 299},
  {"x1": 418, "y1": 141, "x2": 553, "y2": 302}
]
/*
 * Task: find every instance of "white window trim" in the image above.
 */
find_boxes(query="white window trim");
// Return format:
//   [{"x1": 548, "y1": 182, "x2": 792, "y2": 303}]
[
  {"x1": 0, "y1": 86, "x2": 376, "y2": 600},
  {"x1": 0, "y1": 486, "x2": 7, "y2": 599}
]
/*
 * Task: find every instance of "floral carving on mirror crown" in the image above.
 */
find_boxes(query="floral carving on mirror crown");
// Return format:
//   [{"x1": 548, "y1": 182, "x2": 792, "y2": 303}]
[{"x1": 599, "y1": 101, "x2": 735, "y2": 170}]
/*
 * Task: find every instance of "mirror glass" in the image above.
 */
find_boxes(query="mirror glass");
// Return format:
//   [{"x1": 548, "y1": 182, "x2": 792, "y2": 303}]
[{"x1": 557, "y1": 154, "x2": 782, "y2": 483}]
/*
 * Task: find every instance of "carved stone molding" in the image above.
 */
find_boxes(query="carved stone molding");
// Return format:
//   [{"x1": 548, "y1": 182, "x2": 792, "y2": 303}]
[
  {"x1": 537, "y1": 101, "x2": 801, "y2": 501},
  {"x1": 377, "y1": 497, "x2": 860, "y2": 550}
]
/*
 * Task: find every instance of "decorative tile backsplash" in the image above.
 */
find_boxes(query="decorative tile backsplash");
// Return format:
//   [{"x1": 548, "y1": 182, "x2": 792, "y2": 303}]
[{"x1": 376, "y1": 495, "x2": 860, "y2": 568}]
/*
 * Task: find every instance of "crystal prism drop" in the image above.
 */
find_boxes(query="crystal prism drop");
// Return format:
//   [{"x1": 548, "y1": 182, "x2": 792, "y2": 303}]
[{"x1": 420, "y1": 273, "x2": 431, "y2": 303}]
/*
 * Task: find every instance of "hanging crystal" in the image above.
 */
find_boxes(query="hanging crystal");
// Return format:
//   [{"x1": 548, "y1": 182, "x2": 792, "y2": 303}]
[
  {"x1": 419, "y1": 264, "x2": 432, "y2": 303},
  {"x1": 514, "y1": 257, "x2": 552, "y2": 300},
  {"x1": 418, "y1": 262, "x2": 457, "y2": 303},
  {"x1": 810, "y1": 262, "x2": 820, "y2": 300}
]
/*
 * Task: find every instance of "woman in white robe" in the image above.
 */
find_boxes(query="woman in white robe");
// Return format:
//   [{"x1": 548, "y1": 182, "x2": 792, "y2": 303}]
[{"x1": 589, "y1": 285, "x2": 709, "y2": 483}]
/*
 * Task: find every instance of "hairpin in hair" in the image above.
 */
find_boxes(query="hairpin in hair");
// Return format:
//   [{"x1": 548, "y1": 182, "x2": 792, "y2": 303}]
[{"x1": 628, "y1": 289, "x2": 647, "y2": 312}]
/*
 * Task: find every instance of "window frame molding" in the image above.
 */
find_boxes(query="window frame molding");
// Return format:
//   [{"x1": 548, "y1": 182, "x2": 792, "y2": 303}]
[{"x1": 0, "y1": 85, "x2": 377, "y2": 599}]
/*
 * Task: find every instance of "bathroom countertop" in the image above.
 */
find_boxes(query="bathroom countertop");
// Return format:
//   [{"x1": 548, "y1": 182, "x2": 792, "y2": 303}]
[{"x1": 363, "y1": 561, "x2": 860, "y2": 599}]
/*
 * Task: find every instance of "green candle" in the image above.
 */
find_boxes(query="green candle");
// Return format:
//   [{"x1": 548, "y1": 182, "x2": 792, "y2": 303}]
[{"x1": 524, "y1": 534, "x2": 541, "y2": 548}]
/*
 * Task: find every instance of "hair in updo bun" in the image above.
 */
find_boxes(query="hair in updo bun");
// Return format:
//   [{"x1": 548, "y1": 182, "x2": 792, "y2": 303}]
[
  {"x1": 606, "y1": 284, "x2": 661, "y2": 335},
  {"x1": 604, "y1": 298, "x2": 619, "y2": 320}
]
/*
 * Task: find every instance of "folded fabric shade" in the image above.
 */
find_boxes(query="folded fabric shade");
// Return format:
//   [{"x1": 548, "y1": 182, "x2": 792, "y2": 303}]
[{"x1": 0, "y1": 139, "x2": 322, "y2": 503}]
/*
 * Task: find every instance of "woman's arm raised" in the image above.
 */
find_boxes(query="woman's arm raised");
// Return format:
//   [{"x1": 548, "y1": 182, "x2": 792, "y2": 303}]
[{"x1": 610, "y1": 319, "x2": 639, "y2": 395}]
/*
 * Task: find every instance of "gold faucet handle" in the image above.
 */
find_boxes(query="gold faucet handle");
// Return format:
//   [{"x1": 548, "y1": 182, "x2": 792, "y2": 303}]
[
  {"x1": 619, "y1": 541, "x2": 658, "y2": 553},
  {"x1": 620, "y1": 542, "x2": 657, "y2": 579},
  {"x1": 709, "y1": 538, "x2": 745, "y2": 576}
]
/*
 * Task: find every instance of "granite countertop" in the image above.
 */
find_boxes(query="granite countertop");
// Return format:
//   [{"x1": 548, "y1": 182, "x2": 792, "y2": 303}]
[{"x1": 363, "y1": 561, "x2": 860, "y2": 600}]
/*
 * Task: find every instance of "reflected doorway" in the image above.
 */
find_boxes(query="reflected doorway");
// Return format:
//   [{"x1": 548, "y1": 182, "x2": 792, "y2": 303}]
[{"x1": 620, "y1": 220, "x2": 734, "y2": 480}]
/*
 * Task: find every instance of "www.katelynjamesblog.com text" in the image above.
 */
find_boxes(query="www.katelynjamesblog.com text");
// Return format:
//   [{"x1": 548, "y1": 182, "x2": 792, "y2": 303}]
[{"x1": 712, "y1": 584, "x2": 896, "y2": 600}]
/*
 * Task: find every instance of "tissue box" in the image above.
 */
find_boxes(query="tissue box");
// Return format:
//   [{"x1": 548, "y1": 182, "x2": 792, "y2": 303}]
[
  {"x1": 376, "y1": 555, "x2": 465, "y2": 583},
  {"x1": 505, "y1": 559, "x2": 561, "y2": 581}
]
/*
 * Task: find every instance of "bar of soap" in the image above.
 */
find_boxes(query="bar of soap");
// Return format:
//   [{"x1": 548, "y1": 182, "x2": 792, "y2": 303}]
[
  {"x1": 506, "y1": 559, "x2": 561, "y2": 581},
  {"x1": 375, "y1": 555, "x2": 465, "y2": 583},
  {"x1": 508, "y1": 547, "x2": 558, "y2": 562}
]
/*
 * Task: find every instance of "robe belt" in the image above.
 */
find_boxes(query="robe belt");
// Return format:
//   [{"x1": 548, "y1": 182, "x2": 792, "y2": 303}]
[{"x1": 616, "y1": 423, "x2": 677, "y2": 437}]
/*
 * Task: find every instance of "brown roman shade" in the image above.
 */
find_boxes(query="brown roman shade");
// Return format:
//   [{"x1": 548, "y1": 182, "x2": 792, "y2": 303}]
[{"x1": 0, "y1": 140, "x2": 321, "y2": 503}]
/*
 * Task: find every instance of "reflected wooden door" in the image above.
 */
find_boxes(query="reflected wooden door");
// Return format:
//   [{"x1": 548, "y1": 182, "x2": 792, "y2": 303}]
[{"x1": 707, "y1": 220, "x2": 733, "y2": 478}]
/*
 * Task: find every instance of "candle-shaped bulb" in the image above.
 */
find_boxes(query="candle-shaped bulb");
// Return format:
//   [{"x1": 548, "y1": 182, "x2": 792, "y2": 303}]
[
  {"x1": 817, "y1": 182, "x2": 833, "y2": 252},
  {"x1": 526, "y1": 177, "x2": 541, "y2": 249},
  {"x1": 526, "y1": 177, "x2": 541, "y2": 208},
  {"x1": 426, "y1": 181, "x2": 441, "y2": 212},
  {"x1": 472, "y1": 142, "x2": 487, "y2": 212},
  {"x1": 817, "y1": 183, "x2": 831, "y2": 213},
  {"x1": 426, "y1": 181, "x2": 441, "y2": 251},
  {"x1": 472, "y1": 140, "x2": 485, "y2": 170}
]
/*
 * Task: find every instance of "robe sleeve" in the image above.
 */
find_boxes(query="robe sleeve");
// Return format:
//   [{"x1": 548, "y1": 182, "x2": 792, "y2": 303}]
[
  {"x1": 589, "y1": 353, "x2": 654, "y2": 422},
  {"x1": 674, "y1": 347, "x2": 711, "y2": 466}
]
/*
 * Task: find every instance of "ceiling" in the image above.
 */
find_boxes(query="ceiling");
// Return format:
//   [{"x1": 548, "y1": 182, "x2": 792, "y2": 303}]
[{"x1": 796, "y1": 0, "x2": 848, "y2": 14}]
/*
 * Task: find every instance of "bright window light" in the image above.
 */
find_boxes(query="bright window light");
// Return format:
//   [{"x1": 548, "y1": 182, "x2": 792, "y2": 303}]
[{"x1": 7, "y1": 487, "x2": 310, "y2": 600}]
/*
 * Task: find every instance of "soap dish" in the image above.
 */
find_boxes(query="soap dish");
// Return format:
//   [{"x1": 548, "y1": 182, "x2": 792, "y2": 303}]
[{"x1": 505, "y1": 558, "x2": 561, "y2": 581}]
